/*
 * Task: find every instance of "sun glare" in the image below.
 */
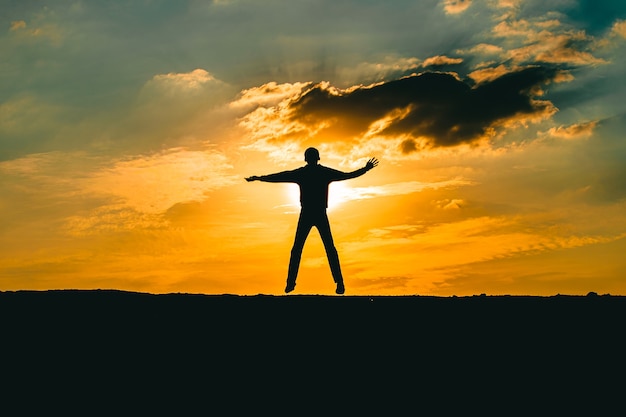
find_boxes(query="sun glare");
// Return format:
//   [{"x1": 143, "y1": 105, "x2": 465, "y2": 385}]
[
  {"x1": 328, "y1": 182, "x2": 350, "y2": 211},
  {"x1": 282, "y1": 182, "x2": 351, "y2": 212},
  {"x1": 284, "y1": 183, "x2": 301, "y2": 209}
]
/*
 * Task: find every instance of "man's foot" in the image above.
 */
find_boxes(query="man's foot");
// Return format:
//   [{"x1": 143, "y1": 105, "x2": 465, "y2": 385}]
[
  {"x1": 285, "y1": 282, "x2": 296, "y2": 293},
  {"x1": 335, "y1": 282, "x2": 345, "y2": 295}
]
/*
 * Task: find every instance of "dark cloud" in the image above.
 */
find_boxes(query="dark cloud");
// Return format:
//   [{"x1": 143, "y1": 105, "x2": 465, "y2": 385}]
[{"x1": 288, "y1": 66, "x2": 559, "y2": 151}]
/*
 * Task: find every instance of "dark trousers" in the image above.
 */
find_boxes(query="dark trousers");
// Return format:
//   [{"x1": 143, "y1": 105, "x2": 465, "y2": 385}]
[{"x1": 287, "y1": 209, "x2": 344, "y2": 285}]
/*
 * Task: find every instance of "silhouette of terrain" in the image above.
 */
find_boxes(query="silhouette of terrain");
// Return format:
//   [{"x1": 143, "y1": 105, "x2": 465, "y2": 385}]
[{"x1": 2, "y1": 290, "x2": 623, "y2": 412}]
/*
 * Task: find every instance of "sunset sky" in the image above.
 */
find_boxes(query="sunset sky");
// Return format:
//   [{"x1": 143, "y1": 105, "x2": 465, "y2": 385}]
[{"x1": 2, "y1": 0, "x2": 626, "y2": 295}]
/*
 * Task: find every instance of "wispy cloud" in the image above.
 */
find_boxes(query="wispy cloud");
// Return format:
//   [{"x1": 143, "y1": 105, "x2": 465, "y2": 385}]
[
  {"x1": 147, "y1": 69, "x2": 221, "y2": 93},
  {"x1": 612, "y1": 20, "x2": 626, "y2": 38},
  {"x1": 433, "y1": 198, "x2": 466, "y2": 210},
  {"x1": 230, "y1": 81, "x2": 312, "y2": 109},
  {"x1": 337, "y1": 178, "x2": 475, "y2": 203},
  {"x1": 9, "y1": 20, "x2": 27, "y2": 31},
  {"x1": 0, "y1": 148, "x2": 238, "y2": 233},
  {"x1": 458, "y1": 43, "x2": 504, "y2": 57},
  {"x1": 344, "y1": 214, "x2": 626, "y2": 292},
  {"x1": 421, "y1": 55, "x2": 463, "y2": 67},
  {"x1": 138, "y1": 68, "x2": 232, "y2": 104},
  {"x1": 545, "y1": 121, "x2": 599, "y2": 140},
  {"x1": 7, "y1": 14, "x2": 64, "y2": 46},
  {"x1": 86, "y1": 148, "x2": 238, "y2": 214},
  {"x1": 334, "y1": 56, "x2": 421, "y2": 85},
  {"x1": 493, "y1": 17, "x2": 607, "y2": 66},
  {"x1": 442, "y1": 0, "x2": 473, "y2": 15}
]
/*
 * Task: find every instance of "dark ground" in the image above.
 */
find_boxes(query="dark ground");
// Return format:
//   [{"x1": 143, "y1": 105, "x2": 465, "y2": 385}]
[{"x1": 1, "y1": 290, "x2": 624, "y2": 413}]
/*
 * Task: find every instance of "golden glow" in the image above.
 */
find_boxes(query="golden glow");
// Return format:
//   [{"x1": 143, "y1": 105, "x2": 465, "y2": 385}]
[
  {"x1": 281, "y1": 181, "x2": 354, "y2": 212},
  {"x1": 3, "y1": 2, "x2": 626, "y2": 297},
  {"x1": 284, "y1": 183, "x2": 300, "y2": 210},
  {"x1": 328, "y1": 182, "x2": 351, "y2": 211},
  {"x1": 3, "y1": 145, "x2": 625, "y2": 297}
]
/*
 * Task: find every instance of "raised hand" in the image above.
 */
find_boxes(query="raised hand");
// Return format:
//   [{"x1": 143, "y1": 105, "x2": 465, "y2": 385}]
[
  {"x1": 365, "y1": 157, "x2": 379, "y2": 170},
  {"x1": 245, "y1": 176, "x2": 259, "y2": 182}
]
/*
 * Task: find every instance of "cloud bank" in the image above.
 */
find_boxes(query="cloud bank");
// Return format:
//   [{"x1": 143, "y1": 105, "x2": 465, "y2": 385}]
[{"x1": 240, "y1": 66, "x2": 563, "y2": 157}]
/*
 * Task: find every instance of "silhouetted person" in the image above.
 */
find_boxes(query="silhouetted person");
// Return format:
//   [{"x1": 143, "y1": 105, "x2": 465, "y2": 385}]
[{"x1": 246, "y1": 147, "x2": 379, "y2": 294}]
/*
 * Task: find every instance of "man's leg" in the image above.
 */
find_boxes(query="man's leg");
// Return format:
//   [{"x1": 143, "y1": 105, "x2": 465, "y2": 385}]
[
  {"x1": 285, "y1": 212, "x2": 313, "y2": 293},
  {"x1": 316, "y1": 213, "x2": 345, "y2": 294}
]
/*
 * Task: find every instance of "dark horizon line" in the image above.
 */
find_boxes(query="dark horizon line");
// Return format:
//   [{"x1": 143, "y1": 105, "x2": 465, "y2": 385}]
[{"x1": 0, "y1": 288, "x2": 621, "y2": 298}]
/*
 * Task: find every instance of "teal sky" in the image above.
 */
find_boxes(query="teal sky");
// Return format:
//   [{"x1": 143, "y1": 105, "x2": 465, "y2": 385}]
[{"x1": 2, "y1": 0, "x2": 626, "y2": 295}]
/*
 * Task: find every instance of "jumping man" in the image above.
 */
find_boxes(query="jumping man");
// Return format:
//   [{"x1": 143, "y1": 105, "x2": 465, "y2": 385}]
[{"x1": 246, "y1": 147, "x2": 379, "y2": 294}]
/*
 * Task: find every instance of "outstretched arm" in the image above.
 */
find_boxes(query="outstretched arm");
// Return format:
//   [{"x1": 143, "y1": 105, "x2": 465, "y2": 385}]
[
  {"x1": 245, "y1": 169, "x2": 298, "y2": 183},
  {"x1": 332, "y1": 157, "x2": 379, "y2": 181}
]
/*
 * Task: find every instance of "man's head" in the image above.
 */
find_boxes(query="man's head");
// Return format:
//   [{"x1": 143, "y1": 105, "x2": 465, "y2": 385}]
[{"x1": 304, "y1": 147, "x2": 320, "y2": 164}]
